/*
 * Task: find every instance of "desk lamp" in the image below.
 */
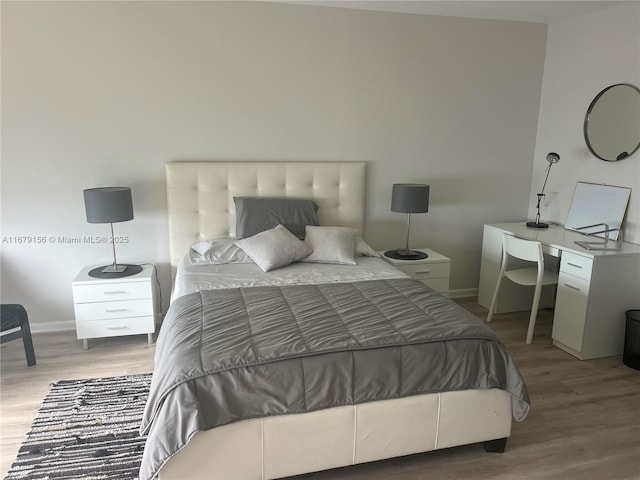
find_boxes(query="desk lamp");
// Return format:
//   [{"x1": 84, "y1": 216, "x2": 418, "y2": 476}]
[
  {"x1": 83, "y1": 187, "x2": 142, "y2": 278},
  {"x1": 527, "y1": 152, "x2": 560, "y2": 229},
  {"x1": 384, "y1": 183, "x2": 430, "y2": 260}
]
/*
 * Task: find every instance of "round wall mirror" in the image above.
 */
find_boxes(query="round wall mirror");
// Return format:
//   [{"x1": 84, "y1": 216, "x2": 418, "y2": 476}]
[{"x1": 584, "y1": 83, "x2": 640, "y2": 162}]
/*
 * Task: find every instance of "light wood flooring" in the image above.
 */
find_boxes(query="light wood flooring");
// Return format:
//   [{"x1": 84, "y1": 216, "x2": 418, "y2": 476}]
[{"x1": 1, "y1": 299, "x2": 639, "y2": 479}]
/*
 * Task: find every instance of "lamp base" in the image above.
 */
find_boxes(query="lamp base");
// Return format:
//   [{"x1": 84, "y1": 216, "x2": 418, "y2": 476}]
[
  {"x1": 526, "y1": 221, "x2": 549, "y2": 229},
  {"x1": 102, "y1": 264, "x2": 128, "y2": 273},
  {"x1": 384, "y1": 249, "x2": 428, "y2": 261},
  {"x1": 88, "y1": 264, "x2": 143, "y2": 279}
]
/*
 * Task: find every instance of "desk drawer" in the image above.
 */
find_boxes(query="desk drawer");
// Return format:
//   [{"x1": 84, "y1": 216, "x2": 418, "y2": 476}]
[
  {"x1": 73, "y1": 282, "x2": 152, "y2": 303},
  {"x1": 395, "y1": 262, "x2": 450, "y2": 280},
  {"x1": 560, "y1": 252, "x2": 593, "y2": 281},
  {"x1": 76, "y1": 316, "x2": 155, "y2": 339},
  {"x1": 74, "y1": 299, "x2": 153, "y2": 321}
]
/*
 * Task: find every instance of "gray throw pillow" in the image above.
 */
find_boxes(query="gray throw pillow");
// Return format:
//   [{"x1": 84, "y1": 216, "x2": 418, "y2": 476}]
[
  {"x1": 235, "y1": 225, "x2": 312, "y2": 272},
  {"x1": 189, "y1": 238, "x2": 253, "y2": 265},
  {"x1": 234, "y1": 197, "x2": 319, "y2": 239},
  {"x1": 302, "y1": 226, "x2": 359, "y2": 265}
]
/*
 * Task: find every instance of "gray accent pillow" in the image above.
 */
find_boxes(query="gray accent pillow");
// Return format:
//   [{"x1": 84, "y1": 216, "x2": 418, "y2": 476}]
[
  {"x1": 234, "y1": 197, "x2": 319, "y2": 239},
  {"x1": 302, "y1": 226, "x2": 359, "y2": 265},
  {"x1": 189, "y1": 238, "x2": 253, "y2": 265},
  {"x1": 355, "y1": 237, "x2": 380, "y2": 257},
  {"x1": 235, "y1": 225, "x2": 312, "y2": 272}
]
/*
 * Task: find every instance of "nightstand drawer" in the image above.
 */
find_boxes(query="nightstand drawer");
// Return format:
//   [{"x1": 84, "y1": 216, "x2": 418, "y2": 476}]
[
  {"x1": 418, "y1": 277, "x2": 450, "y2": 294},
  {"x1": 73, "y1": 282, "x2": 152, "y2": 303},
  {"x1": 76, "y1": 316, "x2": 155, "y2": 339},
  {"x1": 378, "y1": 248, "x2": 451, "y2": 296},
  {"x1": 394, "y1": 262, "x2": 450, "y2": 280},
  {"x1": 74, "y1": 299, "x2": 153, "y2": 321}
]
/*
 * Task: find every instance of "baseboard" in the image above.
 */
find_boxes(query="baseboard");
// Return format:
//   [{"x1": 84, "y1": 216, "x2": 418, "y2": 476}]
[
  {"x1": 30, "y1": 319, "x2": 76, "y2": 334},
  {"x1": 448, "y1": 288, "x2": 478, "y2": 299}
]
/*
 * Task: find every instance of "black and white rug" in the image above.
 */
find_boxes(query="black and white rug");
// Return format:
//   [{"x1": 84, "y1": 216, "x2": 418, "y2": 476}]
[{"x1": 4, "y1": 374, "x2": 151, "y2": 480}]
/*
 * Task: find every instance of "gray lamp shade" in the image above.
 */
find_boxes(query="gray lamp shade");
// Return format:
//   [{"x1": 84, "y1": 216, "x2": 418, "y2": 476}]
[
  {"x1": 84, "y1": 187, "x2": 134, "y2": 224},
  {"x1": 391, "y1": 184, "x2": 429, "y2": 213}
]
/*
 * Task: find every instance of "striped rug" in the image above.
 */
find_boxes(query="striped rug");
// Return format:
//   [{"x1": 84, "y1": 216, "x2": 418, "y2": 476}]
[{"x1": 4, "y1": 374, "x2": 151, "y2": 480}]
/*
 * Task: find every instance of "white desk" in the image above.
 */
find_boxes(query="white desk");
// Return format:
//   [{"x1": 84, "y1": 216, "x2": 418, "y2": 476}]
[{"x1": 479, "y1": 223, "x2": 640, "y2": 360}]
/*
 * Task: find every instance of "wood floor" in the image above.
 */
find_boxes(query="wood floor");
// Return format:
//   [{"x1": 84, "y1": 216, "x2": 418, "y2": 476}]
[{"x1": 1, "y1": 299, "x2": 639, "y2": 479}]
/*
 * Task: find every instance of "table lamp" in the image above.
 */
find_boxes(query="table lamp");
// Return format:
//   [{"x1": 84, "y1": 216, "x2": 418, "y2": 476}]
[
  {"x1": 384, "y1": 183, "x2": 430, "y2": 260},
  {"x1": 527, "y1": 152, "x2": 560, "y2": 229},
  {"x1": 83, "y1": 187, "x2": 142, "y2": 278}
]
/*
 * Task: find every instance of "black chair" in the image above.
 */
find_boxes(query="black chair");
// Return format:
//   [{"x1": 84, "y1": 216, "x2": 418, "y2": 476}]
[{"x1": 1, "y1": 304, "x2": 36, "y2": 367}]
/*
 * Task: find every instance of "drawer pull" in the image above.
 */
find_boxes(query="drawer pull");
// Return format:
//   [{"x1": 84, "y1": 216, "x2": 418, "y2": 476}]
[
  {"x1": 564, "y1": 283, "x2": 581, "y2": 291},
  {"x1": 415, "y1": 270, "x2": 431, "y2": 274},
  {"x1": 566, "y1": 262, "x2": 583, "y2": 269},
  {"x1": 106, "y1": 326, "x2": 129, "y2": 331},
  {"x1": 104, "y1": 291, "x2": 127, "y2": 295},
  {"x1": 105, "y1": 308, "x2": 128, "y2": 313}
]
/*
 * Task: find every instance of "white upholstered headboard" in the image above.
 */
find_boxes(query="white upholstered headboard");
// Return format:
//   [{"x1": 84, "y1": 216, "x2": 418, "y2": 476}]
[{"x1": 165, "y1": 161, "x2": 366, "y2": 269}]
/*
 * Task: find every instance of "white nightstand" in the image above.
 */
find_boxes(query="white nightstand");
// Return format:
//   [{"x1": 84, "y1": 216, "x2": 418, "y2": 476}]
[
  {"x1": 72, "y1": 264, "x2": 158, "y2": 349},
  {"x1": 379, "y1": 248, "x2": 451, "y2": 295}
]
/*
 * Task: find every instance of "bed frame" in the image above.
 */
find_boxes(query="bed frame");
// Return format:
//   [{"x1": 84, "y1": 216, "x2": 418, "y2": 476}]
[{"x1": 161, "y1": 161, "x2": 512, "y2": 480}]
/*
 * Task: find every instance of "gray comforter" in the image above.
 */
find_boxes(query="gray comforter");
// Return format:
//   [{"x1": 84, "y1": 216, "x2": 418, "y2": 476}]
[{"x1": 139, "y1": 278, "x2": 530, "y2": 480}]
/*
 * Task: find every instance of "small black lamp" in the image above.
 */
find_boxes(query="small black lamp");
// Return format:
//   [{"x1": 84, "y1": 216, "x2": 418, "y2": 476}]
[
  {"x1": 527, "y1": 152, "x2": 560, "y2": 229},
  {"x1": 384, "y1": 183, "x2": 430, "y2": 260},
  {"x1": 83, "y1": 187, "x2": 142, "y2": 278}
]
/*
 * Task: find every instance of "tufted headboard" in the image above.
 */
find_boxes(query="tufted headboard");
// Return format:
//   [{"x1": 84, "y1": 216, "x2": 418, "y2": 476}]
[{"x1": 165, "y1": 161, "x2": 366, "y2": 269}]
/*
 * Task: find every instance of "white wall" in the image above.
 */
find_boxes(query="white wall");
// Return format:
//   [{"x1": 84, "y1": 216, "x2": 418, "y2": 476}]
[
  {"x1": 530, "y1": 2, "x2": 640, "y2": 242},
  {"x1": 1, "y1": 1, "x2": 547, "y2": 330}
]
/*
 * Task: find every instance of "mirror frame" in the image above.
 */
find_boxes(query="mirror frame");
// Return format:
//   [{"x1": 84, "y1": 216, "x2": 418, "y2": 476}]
[{"x1": 583, "y1": 83, "x2": 640, "y2": 162}]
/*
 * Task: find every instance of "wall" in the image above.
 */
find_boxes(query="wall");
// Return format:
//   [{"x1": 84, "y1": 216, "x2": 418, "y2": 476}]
[
  {"x1": 1, "y1": 1, "x2": 547, "y2": 330},
  {"x1": 530, "y1": 2, "x2": 640, "y2": 242}
]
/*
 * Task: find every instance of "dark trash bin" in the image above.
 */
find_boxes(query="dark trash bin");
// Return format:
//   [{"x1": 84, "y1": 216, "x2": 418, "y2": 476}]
[{"x1": 623, "y1": 310, "x2": 640, "y2": 370}]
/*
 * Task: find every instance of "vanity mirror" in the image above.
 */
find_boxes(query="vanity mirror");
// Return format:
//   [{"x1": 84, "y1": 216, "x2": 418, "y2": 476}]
[
  {"x1": 584, "y1": 83, "x2": 640, "y2": 162},
  {"x1": 565, "y1": 182, "x2": 631, "y2": 242}
]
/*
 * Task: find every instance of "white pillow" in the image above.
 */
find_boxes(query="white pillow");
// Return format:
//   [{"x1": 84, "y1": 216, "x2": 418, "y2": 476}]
[
  {"x1": 235, "y1": 225, "x2": 312, "y2": 272},
  {"x1": 355, "y1": 237, "x2": 380, "y2": 257},
  {"x1": 189, "y1": 238, "x2": 253, "y2": 265},
  {"x1": 302, "y1": 226, "x2": 358, "y2": 265}
]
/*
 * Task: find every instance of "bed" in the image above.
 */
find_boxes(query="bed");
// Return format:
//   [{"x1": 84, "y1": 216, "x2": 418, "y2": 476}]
[{"x1": 139, "y1": 161, "x2": 529, "y2": 480}]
